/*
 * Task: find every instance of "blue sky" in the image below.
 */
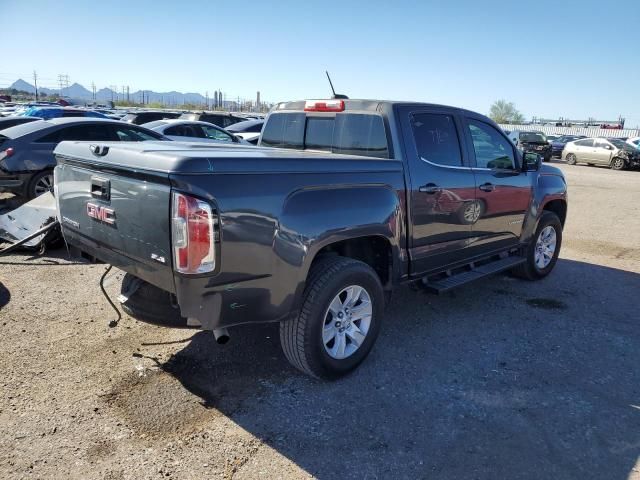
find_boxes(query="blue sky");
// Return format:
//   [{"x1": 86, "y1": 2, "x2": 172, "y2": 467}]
[{"x1": 2, "y1": 0, "x2": 640, "y2": 125}]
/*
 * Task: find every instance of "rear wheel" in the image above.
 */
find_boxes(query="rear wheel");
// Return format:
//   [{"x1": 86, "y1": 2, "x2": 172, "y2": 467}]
[
  {"x1": 565, "y1": 153, "x2": 577, "y2": 165},
  {"x1": 280, "y1": 256, "x2": 384, "y2": 379},
  {"x1": 457, "y1": 200, "x2": 483, "y2": 225},
  {"x1": 27, "y1": 169, "x2": 54, "y2": 199},
  {"x1": 611, "y1": 157, "x2": 626, "y2": 170},
  {"x1": 512, "y1": 211, "x2": 562, "y2": 280}
]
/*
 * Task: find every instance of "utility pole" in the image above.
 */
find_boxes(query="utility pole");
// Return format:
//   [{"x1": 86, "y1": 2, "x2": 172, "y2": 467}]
[
  {"x1": 110, "y1": 85, "x2": 118, "y2": 103},
  {"x1": 33, "y1": 70, "x2": 38, "y2": 101},
  {"x1": 126, "y1": 86, "x2": 129, "y2": 103},
  {"x1": 205, "y1": 91, "x2": 209, "y2": 110},
  {"x1": 58, "y1": 74, "x2": 70, "y2": 98},
  {"x1": 91, "y1": 82, "x2": 96, "y2": 101}
]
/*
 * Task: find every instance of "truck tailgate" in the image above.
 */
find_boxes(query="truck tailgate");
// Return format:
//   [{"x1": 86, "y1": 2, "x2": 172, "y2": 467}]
[{"x1": 56, "y1": 160, "x2": 175, "y2": 293}]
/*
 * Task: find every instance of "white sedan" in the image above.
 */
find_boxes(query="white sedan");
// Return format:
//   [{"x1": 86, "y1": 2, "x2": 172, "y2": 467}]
[{"x1": 141, "y1": 119, "x2": 250, "y2": 145}]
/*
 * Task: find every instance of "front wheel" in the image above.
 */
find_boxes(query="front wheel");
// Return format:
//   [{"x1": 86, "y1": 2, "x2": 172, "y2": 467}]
[
  {"x1": 511, "y1": 211, "x2": 562, "y2": 280},
  {"x1": 611, "y1": 157, "x2": 626, "y2": 170},
  {"x1": 280, "y1": 256, "x2": 384, "y2": 379}
]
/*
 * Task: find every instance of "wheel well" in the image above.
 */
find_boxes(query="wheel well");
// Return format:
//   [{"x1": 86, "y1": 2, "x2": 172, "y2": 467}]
[
  {"x1": 313, "y1": 236, "x2": 392, "y2": 288},
  {"x1": 543, "y1": 199, "x2": 567, "y2": 227}
]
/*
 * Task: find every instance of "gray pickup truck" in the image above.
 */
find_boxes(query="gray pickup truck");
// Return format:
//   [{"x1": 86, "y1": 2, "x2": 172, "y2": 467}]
[{"x1": 54, "y1": 99, "x2": 567, "y2": 379}]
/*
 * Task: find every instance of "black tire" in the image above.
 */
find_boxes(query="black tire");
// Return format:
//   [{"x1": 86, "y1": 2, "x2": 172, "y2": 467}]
[
  {"x1": 565, "y1": 153, "x2": 577, "y2": 165},
  {"x1": 27, "y1": 169, "x2": 54, "y2": 199},
  {"x1": 610, "y1": 157, "x2": 626, "y2": 170},
  {"x1": 511, "y1": 211, "x2": 562, "y2": 280},
  {"x1": 280, "y1": 256, "x2": 384, "y2": 379},
  {"x1": 120, "y1": 273, "x2": 192, "y2": 328}
]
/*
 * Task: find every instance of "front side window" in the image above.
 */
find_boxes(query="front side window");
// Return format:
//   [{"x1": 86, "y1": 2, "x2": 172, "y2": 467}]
[
  {"x1": 467, "y1": 119, "x2": 515, "y2": 169},
  {"x1": 410, "y1": 113, "x2": 462, "y2": 167},
  {"x1": 201, "y1": 125, "x2": 234, "y2": 142}
]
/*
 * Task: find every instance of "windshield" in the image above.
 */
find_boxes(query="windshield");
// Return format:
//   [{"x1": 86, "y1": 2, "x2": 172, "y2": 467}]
[
  {"x1": 520, "y1": 132, "x2": 547, "y2": 142},
  {"x1": 141, "y1": 120, "x2": 168, "y2": 129},
  {"x1": 608, "y1": 139, "x2": 628, "y2": 149},
  {"x1": 0, "y1": 119, "x2": 50, "y2": 138}
]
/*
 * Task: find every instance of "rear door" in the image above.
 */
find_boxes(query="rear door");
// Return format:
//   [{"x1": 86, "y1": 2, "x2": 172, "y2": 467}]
[
  {"x1": 462, "y1": 117, "x2": 533, "y2": 252},
  {"x1": 573, "y1": 138, "x2": 594, "y2": 161},
  {"x1": 398, "y1": 106, "x2": 477, "y2": 275}
]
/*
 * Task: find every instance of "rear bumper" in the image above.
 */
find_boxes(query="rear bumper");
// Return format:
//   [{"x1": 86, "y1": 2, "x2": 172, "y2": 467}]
[{"x1": 63, "y1": 226, "x2": 281, "y2": 330}]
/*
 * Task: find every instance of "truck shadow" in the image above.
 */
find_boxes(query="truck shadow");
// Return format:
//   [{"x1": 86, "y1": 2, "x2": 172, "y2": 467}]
[{"x1": 153, "y1": 258, "x2": 640, "y2": 479}]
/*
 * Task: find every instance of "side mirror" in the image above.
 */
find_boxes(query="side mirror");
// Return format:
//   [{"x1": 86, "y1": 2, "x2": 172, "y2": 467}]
[{"x1": 523, "y1": 152, "x2": 542, "y2": 171}]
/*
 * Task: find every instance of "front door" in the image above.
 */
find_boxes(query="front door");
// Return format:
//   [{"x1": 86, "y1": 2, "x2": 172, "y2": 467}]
[
  {"x1": 592, "y1": 139, "x2": 613, "y2": 165},
  {"x1": 462, "y1": 117, "x2": 533, "y2": 253},
  {"x1": 399, "y1": 107, "x2": 477, "y2": 275}
]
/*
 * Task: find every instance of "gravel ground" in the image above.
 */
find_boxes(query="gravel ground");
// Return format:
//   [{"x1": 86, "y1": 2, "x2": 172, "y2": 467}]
[{"x1": 1, "y1": 162, "x2": 639, "y2": 479}]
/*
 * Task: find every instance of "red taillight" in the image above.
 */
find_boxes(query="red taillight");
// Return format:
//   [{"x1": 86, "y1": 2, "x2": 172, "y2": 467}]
[
  {"x1": 304, "y1": 99, "x2": 345, "y2": 112},
  {"x1": 0, "y1": 147, "x2": 14, "y2": 161},
  {"x1": 171, "y1": 192, "x2": 216, "y2": 274}
]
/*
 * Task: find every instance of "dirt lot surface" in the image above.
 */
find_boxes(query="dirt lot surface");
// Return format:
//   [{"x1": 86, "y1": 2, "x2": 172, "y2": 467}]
[{"x1": 1, "y1": 162, "x2": 639, "y2": 479}]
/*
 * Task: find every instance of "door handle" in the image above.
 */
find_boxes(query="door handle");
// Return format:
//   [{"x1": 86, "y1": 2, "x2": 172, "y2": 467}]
[
  {"x1": 478, "y1": 182, "x2": 495, "y2": 192},
  {"x1": 419, "y1": 183, "x2": 442, "y2": 194}
]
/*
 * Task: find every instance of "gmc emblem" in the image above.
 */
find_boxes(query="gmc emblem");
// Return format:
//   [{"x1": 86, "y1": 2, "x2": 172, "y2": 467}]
[{"x1": 86, "y1": 202, "x2": 115, "y2": 225}]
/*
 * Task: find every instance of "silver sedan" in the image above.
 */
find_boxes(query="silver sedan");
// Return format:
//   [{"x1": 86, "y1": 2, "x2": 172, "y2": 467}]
[
  {"x1": 141, "y1": 119, "x2": 250, "y2": 145},
  {"x1": 562, "y1": 137, "x2": 640, "y2": 170}
]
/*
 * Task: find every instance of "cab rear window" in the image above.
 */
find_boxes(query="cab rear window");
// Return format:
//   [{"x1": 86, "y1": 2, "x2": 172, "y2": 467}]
[{"x1": 261, "y1": 112, "x2": 389, "y2": 158}]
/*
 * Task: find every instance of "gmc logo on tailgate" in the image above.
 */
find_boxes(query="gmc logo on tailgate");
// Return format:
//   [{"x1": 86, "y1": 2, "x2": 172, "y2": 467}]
[{"x1": 86, "y1": 203, "x2": 115, "y2": 225}]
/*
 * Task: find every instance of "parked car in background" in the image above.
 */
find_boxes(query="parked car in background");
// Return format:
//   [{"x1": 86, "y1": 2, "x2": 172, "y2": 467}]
[
  {"x1": 545, "y1": 134, "x2": 560, "y2": 143},
  {"x1": 179, "y1": 111, "x2": 245, "y2": 128},
  {"x1": 0, "y1": 118, "x2": 165, "y2": 198},
  {"x1": 507, "y1": 130, "x2": 552, "y2": 161},
  {"x1": 142, "y1": 119, "x2": 248, "y2": 144},
  {"x1": 0, "y1": 116, "x2": 43, "y2": 130},
  {"x1": 225, "y1": 119, "x2": 264, "y2": 144},
  {"x1": 121, "y1": 110, "x2": 181, "y2": 125},
  {"x1": 563, "y1": 137, "x2": 640, "y2": 170},
  {"x1": 20, "y1": 106, "x2": 109, "y2": 120},
  {"x1": 625, "y1": 136, "x2": 640, "y2": 149},
  {"x1": 550, "y1": 135, "x2": 587, "y2": 158}
]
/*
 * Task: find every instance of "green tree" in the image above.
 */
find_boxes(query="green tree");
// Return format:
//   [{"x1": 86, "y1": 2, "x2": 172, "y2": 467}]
[{"x1": 489, "y1": 100, "x2": 525, "y2": 124}]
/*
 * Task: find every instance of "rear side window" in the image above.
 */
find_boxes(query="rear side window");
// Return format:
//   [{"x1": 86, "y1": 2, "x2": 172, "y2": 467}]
[
  {"x1": 38, "y1": 124, "x2": 115, "y2": 142},
  {"x1": 410, "y1": 113, "x2": 462, "y2": 167},
  {"x1": 574, "y1": 139, "x2": 594, "y2": 147},
  {"x1": 261, "y1": 112, "x2": 389, "y2": 158},
  {"x1": 261, "y1": 113, "x2": 305, "y2": 150}
]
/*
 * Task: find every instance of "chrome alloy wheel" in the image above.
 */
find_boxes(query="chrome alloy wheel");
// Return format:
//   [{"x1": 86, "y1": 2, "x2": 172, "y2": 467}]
[
  {"x1": 322, "y1": 285, "x2": 373, "y2": 360},
  {"x1": 464, "y1": 201, "x2": 481, "y2": 223},
  {"x1": 34, "y1": 173, "x2": 54, "y2": 196},
  {"x1": 535, "y1": 225, "x2": 557, "y2": 270}
]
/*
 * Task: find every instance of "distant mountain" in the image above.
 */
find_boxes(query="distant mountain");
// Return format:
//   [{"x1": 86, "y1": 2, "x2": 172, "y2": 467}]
[
  {"x1": 10, "y1": 79, "x2": 36, "y2": 94},
  {"x1": 8, "y1": 78, "x2": 209, "y2": 106}
]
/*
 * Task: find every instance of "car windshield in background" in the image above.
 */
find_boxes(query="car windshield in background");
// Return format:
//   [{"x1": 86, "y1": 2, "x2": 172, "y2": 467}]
[
  {"x1": 261, "y1": 112, "x2": 389, "y2": 158},
  {"x1": 520, "y1": 132, "x2": 547, "y2": 143},
  {"x1": 227, "y1": 120, "x2": 264, "y2": 133},
  {"x1": 608, "y1": 139, "x2": 628, "y2": 149},
  {"x1": 141, "y1": 120, "x2": 168, "y2": 129}
]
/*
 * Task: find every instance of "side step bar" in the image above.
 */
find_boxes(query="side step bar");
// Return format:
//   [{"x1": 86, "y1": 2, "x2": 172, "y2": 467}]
[{"x1": 421, "y1": 255, "x2": 525, "y2": 294}]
